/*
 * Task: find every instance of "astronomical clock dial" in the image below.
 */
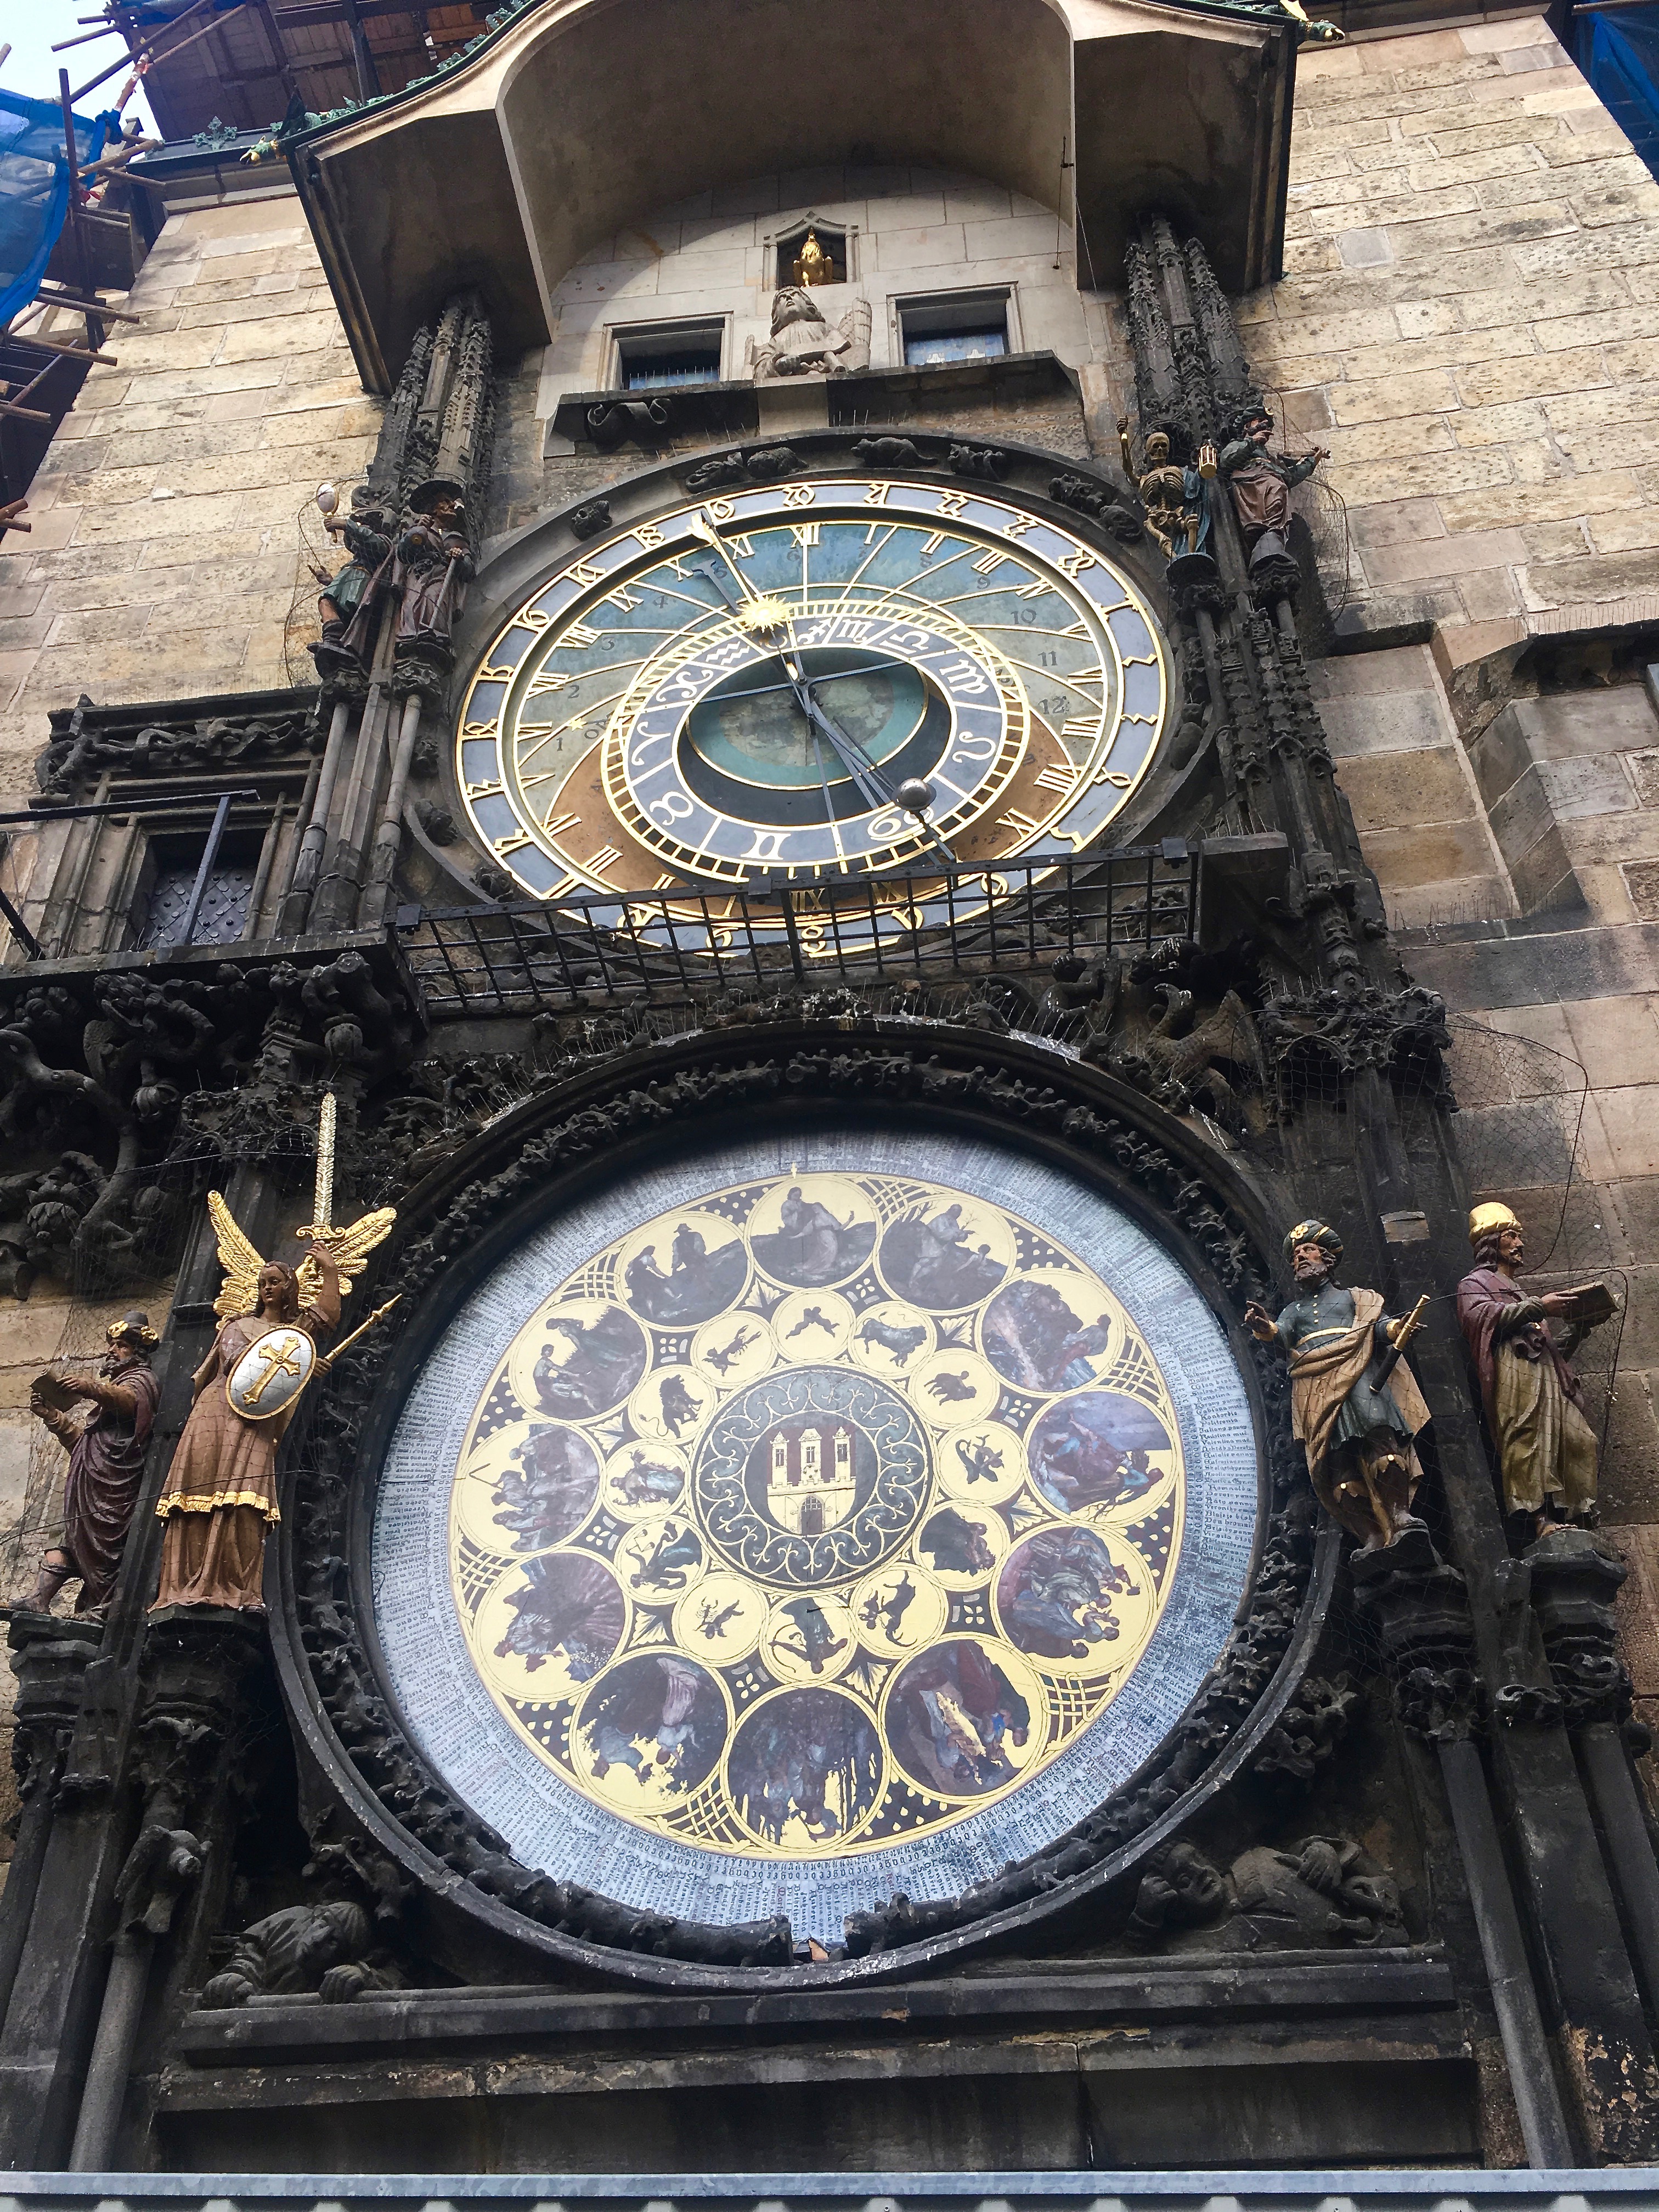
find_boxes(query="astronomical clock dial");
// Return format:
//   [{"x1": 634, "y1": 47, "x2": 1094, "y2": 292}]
[
  {"x1": 457, "y1": 476, "x2": 1170, "y2": 935},
  {"x1": 374, "y1": 1130, "x2": 1259, "y2": 1944}
]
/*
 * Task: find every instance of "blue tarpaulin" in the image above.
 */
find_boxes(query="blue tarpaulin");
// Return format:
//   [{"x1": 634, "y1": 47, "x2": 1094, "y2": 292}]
[
  {"x1": 1577, "y1": 5, "x2": 1659, "y2": 180},
  {"x1": 0, "y1": 89, "x2": 99, "y2": 330}
]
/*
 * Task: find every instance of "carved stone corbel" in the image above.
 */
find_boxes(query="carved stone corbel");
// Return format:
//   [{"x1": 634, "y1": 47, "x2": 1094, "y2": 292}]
[{"x1": 66, "y1": 1610, "x2": 263, "y2": 2170}]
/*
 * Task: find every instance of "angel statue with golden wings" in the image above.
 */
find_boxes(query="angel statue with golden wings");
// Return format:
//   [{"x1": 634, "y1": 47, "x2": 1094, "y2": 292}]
[{"x1": 153, "y1": 1098, "x2": 394, "y2": 1613}]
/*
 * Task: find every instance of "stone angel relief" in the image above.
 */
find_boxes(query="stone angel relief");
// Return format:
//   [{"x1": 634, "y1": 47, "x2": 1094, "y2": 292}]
[{"x1": 152, "y1": 1097, "x2": 397, "y2": 1614}]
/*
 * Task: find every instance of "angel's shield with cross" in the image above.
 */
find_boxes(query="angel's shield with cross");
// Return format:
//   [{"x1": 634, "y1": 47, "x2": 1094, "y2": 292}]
[{"x1": 224, "y1": 1327, "x2": 319, "y2": 1422}]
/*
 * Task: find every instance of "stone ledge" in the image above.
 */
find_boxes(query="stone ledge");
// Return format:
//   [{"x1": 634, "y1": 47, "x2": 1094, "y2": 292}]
[
  {"x1": 546, "y1": 353, "x2": 1080, "y2": 455},
  {"x1": 170, "y1": 1952, "x2": 1459, "y2": 2066},
  {"x1": 0, "y1": 2166, "x2": 1641, "y2": 2205}
]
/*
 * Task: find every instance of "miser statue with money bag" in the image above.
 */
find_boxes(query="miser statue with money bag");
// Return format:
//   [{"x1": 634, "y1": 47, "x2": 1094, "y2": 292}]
[
  {"x1": 151, "y1": 1097, "x2": 398, "y2": 1612},
  {"x1": 1457, "y1": 1200, "x2": 1615, "y2": 1538},
  {"x1": 1246, "y1": 1219, "x2": 1431, "y2": 1550}
]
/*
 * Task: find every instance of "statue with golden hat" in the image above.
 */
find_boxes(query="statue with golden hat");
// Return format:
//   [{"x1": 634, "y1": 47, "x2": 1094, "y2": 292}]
[
  {"x1": 1457, "y1": 1201, "x2": 1615, "y2": 1537},
  {"x1": 1246, "y1": 1218, "x2": 1430, "y2": 1550}
]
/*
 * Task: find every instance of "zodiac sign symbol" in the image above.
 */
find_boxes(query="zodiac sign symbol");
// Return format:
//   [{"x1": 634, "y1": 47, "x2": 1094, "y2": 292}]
[
  {"x1": 954, "y1": 1434, "x2": 1003, "y2": 1484},
  {"x1": 695, "y1": 1595, "x2": 744, "y2": 1641},
  {"x1": 855, "y1": 1315, "x2": 927, "y2": 1366},
  {"x1": 927, "y1": 1370, "x2": 977, "y2": 1406},
  {"x1": 659, "y1": 1376, "x2": 702, "y2": 1436},
  {"x1": 705, "y1": 1324, "x2": 759, "y2": 1376},
  {"x1": 857, "y1": 1571, "x2": 919, "y2": 1645}
]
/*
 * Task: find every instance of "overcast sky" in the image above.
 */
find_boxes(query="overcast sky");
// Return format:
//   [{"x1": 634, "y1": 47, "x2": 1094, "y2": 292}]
[{"x1": 2, "y1": 0, "x2": 162, "y2": 137}]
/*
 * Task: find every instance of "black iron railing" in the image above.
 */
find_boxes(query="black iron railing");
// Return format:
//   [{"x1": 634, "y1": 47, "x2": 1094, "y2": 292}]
[{"x1": 396, "y1": 843, "x2": 1199, "y2": 1019}]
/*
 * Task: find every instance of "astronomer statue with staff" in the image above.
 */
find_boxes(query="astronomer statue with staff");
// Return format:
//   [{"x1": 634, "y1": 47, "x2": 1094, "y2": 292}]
[{"x1": 1245, "y1": 1219, "x2": 1431, "y2": 1551}]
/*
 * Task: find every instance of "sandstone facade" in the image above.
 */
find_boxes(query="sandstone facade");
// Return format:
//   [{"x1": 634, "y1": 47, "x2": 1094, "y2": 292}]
[{"x1": 4, "y1": 0, "x2": 1659, "y2": 1869}]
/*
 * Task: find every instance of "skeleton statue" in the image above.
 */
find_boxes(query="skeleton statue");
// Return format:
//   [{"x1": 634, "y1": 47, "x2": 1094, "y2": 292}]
[
  {"x1": 749, "y1": 287, "x2": 872, "y2": 380},
  {"x1": 1118, "y1": 418, "x2": 1216, "y2": 568}
]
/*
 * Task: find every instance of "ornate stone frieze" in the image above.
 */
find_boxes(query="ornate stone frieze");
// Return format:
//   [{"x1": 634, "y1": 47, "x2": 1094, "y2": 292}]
[
  {"x1": 1349, "y1": 1526, "x2": 1482, "y2": 1744},
  {"x1": 1526, "y1": 1528, "x2": 1634, "y2": 1730},
  {"x1": 35, "y1": 695, "x2": 320, "y2": 797},
  {"x1": 1126, "y1": 1831, "x2": 1404, "y2": 1951},
  {"x1": 0, "y1": 947, "x2": 421, "y2": 1294},
  {"x1": 1258, "y1": 979, "x2": 1451, "y2": 1115}
]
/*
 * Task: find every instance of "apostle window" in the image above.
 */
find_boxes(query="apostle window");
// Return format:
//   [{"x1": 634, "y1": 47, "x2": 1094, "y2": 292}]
[
  {"x1": 613, "y1": 319, "x2": 726, "y2": 390},
  {"x1": 896, "y1": 289, "x2": 1014, "y2": 367}
]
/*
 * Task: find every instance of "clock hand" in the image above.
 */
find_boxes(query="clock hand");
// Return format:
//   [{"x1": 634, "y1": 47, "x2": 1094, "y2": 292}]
[
  {"x1": 687, "y1": 509, "x2": 775, "y2": 614},
  {"x1": 687, "y1": 515, "x2": 874, "y2": 782},
  {"x1": 688, "y1": 509, "x2": 956, "y2": 864},
  {"x1": 805, "y1": 726, "x2": 844, "y2": 862},
  {"x1": 792, "y1": 674, "x2": 958, "y2": 867},
  {"x1": 697, "y1": 658, "x2": 915, "y2": 706}
]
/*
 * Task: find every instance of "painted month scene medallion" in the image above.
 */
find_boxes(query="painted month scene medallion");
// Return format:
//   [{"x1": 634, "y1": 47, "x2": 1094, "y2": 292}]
[{"x1": 374, "y1": 1130, "x2": 1259, "y2": 1939}]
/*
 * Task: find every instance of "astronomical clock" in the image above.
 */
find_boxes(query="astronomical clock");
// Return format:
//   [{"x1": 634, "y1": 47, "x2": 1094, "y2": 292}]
[
  {"x1": 455, "y1": 473, "x2": 1169, "y2": 939},
  {"x1": 332, "y1": 446, "x2": 1286, "y2": 1969}
]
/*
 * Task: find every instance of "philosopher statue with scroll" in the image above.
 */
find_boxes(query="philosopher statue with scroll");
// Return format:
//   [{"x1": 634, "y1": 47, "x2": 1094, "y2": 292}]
[{"x1": 153, "y1": 1103, "x2": 394, "y2": 1611}]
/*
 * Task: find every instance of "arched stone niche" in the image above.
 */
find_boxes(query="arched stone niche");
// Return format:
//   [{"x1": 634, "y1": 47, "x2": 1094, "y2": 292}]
[{"x1": 290, "y1": 0, "x2": 1295, "y2": 391}]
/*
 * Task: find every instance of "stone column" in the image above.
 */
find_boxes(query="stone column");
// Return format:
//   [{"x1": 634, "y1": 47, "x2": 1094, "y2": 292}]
[
  {"x1": 1126, "y1": 212, "x2": 1659, "y2": 2162},
  {"x1": 0, "y1": 1616, "x2": 103, "y2": 2033}
]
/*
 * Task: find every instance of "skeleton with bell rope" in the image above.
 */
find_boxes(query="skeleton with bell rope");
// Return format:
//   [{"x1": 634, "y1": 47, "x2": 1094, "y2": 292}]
[{"x1": 153, "y1": 1097, "x2": 397, "y2": 1612}]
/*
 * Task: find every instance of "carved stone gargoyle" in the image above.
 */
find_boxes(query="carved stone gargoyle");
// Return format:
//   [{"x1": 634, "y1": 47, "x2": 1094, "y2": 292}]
[
  {"x1": 1091, "y1": 980, "x2": 1262, "y2": 1127},
  {"x1": 1126, "y1": 1833, "x2": 1405, "y2": 1952}
]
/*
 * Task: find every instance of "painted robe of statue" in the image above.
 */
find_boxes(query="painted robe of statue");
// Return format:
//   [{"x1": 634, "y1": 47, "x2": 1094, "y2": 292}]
[
  {"x1": 153, "y1": 1249, "x2": 340, "y2": 1611},
  {"x1": 29, "y1": 1310, "x2": 160, "y2": 1614},
  {"x1": 1246, "y1": 1220, "x2": 1430, "y2": 1550},
  {"x1": 1457, "y1": 1201, "x2": 1610, "y2": 1532},
  {"x1": 1218, "y1": 405, "x2": 1325, "y2": 569}
]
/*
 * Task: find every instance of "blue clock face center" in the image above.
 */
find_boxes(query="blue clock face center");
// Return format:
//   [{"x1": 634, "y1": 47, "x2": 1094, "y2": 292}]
[
  {"x1": 687, "y1": 648, "x2": 929, "y2": 788},
  {"x1": 681, "y1": 646, "x2": 948, "y2": 824}
]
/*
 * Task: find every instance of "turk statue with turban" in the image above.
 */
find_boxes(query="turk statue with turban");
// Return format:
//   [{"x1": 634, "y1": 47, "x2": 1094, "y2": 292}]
[
  {"x1": 1245, "y1": 1220, "x2": 1431, "y2": 1550},
  {"x1": 1456, "y1": 1201, "x2": 1614, "y2": 1537}
]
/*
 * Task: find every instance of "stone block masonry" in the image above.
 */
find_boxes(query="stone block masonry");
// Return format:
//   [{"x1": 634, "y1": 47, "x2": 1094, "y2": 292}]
[
  {"x1": 0, "y1": 193, "x2": 380, "y2": 812},
  {"x1": 1244, "y1": 13, "x2": 1659, "y2": 653}
]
